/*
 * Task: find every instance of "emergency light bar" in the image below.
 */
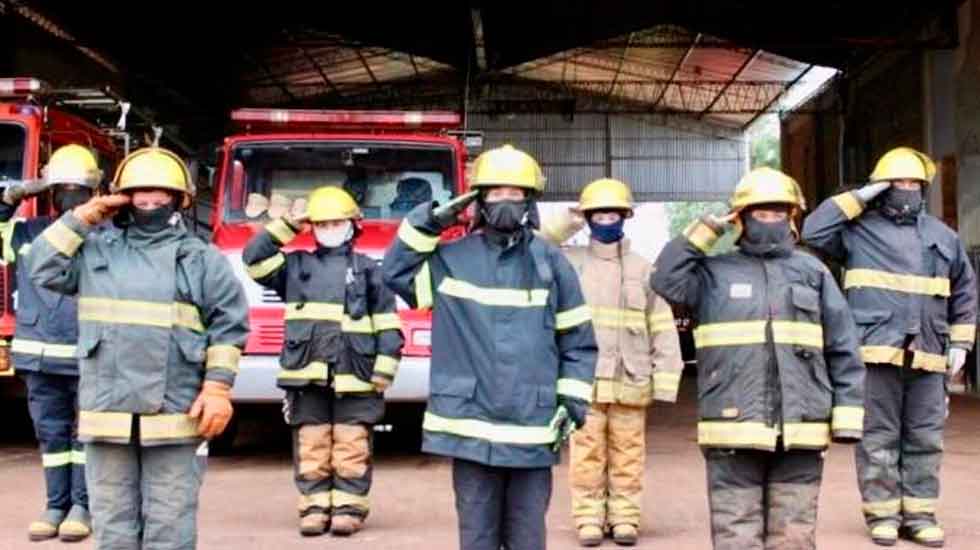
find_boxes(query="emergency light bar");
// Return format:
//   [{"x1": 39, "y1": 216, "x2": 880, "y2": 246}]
[
  {"x1": 0, "y1": 78, "x2": 45, "y2": 97},
  {"x1": 231, "y1": 109, "x2": 461, "y2": 129}
]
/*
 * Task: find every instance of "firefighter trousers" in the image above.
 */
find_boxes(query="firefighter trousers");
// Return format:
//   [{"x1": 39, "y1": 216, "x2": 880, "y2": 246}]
[
  {"x1": 452, "y1": 458, "x2": 553, "y2": 550},
  {"x1": 570, "y1": 402, "x2": 646, "y2": 529},
  {"x1": 286, "y1": 388, "x2": 382, "y2": 520},
  {"x1": 856, "y1": 363, "x2": 945, "y2": 531},
  {"x1": 21, "y1": 372, "x2": 87, "y2": 512},
  {"x1": 704, "y1": 447, "x2": 823, "y2": 550}
]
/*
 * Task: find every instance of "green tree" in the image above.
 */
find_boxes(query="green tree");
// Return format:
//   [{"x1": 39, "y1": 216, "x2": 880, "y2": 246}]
[{"x1": 665, "y1": 201, "x2": 736, "y2": 254}]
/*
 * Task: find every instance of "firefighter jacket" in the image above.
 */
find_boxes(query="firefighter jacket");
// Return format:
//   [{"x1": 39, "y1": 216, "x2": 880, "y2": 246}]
[
  {"x1": 802, "y1": 191, "x2": 977, "y2": 371},
  {"x1": 651, "y1": 219, "x2": 865, "y2": 451},
  {"x1": 382, "y1": 202, "x2": 598, "y2": 468},
  {"x1": 29, "y1": 212, "x2": 249, "y2": 446},
  {"x1": 539, "y1": 214, "x2": 683, "y2": 405},
  {"x1": 0, "y1": 204, "x2": 78, "y2": 375},
  {"x1": 242, "y1": 218, "x2": 403, "y2": 392}
]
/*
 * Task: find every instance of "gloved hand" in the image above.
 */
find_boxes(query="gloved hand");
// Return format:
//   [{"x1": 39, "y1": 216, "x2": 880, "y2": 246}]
[
  {"x1": 371, "y1": 374, "x2": 391, "y2": 393},
  {"x1": 947, "y1": 347, "x2": 968, "y2": 380},
  {"x1": 189, "y1": 381, "x2": 234, "y2": 440},
  {"x1": 3, "y1": 179, "x2": 47, "y2": 205},
  {"x1": 431, "y1": 190, "x2": 479, "y2": 230},
  {"x1": 854, "y1": 182, "x2": 891, "y2": 205},
  {"x1": 73, "y1": 195, "x2": 130, "y2": 226},
  {"x1": 551, "y1": 405, "x2": 578, "y2": 453},
  {"x1": 704, "y1": 211, "x2": 738, "y2": 232},
  {"x1": 283, "y1": 212, "x2": 309, "y2": 233}
]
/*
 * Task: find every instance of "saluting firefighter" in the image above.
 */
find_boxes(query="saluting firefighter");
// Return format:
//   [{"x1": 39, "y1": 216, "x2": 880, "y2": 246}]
[
  {"x1": 652, "y1": 167, "x2": 865, "y2": 550},
  {"x1": 243, "y1": 185, "x2": 404, "y2": 537}
]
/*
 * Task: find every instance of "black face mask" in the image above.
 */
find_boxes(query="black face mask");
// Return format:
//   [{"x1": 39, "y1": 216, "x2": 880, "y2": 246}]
[
  {"x1": 741, "y1": 216, "x2": 793, "y2": 257},
  {"x1": 880, "y1": 188, "x2": 923, "y2": 224},
  {"x1": 115, "y1": 203, "x2": 177, "y2": 232},
  {"x1": 52, "y1": 188, "x2": 92, "y2": 214},
  {"x1": 481, "y1": 200, "x2": 528, "y2": 233}
]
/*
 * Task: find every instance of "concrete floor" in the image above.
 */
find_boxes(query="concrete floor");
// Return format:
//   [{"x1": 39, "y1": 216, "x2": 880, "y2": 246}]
[{"x1": 2, "y1": 379, "x2": 980, "y2": 549}]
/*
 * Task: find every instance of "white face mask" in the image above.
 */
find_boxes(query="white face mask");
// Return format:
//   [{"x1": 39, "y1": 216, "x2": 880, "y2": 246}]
[{"x1": 314, "y1": 221, "x2": 353, "y2": 248}]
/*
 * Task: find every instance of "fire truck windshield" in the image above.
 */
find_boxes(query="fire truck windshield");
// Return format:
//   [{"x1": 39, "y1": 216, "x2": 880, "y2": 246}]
[
  {"x1": 0, "y1": 123, "x2": 26, "y2": 182},
  {"x1": 225, "y1": 142, "x2": 456, "y2": 222}
]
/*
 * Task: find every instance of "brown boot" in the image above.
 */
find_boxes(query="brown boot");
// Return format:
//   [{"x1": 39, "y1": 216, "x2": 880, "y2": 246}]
[
  {"x1": 298, "y1": 512, "x2": 329, "y2": 537},
  {"x1": 612, "y1": 524, "x2": 638, "y2": 546},
  {"x1": 330, "y1": 514, "x2": 363, "y2": 537}
]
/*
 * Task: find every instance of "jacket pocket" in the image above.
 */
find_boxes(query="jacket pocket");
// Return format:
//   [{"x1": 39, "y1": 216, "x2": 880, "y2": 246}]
[
  {"x1": 852, "y1": 309, "x2": 893, "y2": 342},
  {"x1": 280, "y1": 323, "x2": 315, "y2": 370},
  {"x1": 791, "y1": 285, "x2": 821, "y2": 323},
  {"x1": 929, "y1": 242, "x2": 953, "y2": 280},
  {"x1": 175, "y1": 334, "x2": 207, "y2": 364}
]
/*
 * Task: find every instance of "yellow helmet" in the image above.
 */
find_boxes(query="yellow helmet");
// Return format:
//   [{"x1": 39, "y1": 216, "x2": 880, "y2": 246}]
[
  {"x1": 306, "y1": 186, "x2": 361, "y2": 222},
  {"x1": 870, "y1": 147, "x2": 936, "y2": 184},
  {"x1": 730, "y1": 167, "x2": 806, "y2": 212},
  {"x1": 42, "y1": 144, "x2": 102, "y2": 188},
  {"x1": 579, "y1": 178, "x2": 634, "y2": 217},
  {"x1": 470, "y1": 144, "x2": 545, "y2": 193},
  {"x1": 111, "y1": 148, "x2": 194, "y2": 208}
]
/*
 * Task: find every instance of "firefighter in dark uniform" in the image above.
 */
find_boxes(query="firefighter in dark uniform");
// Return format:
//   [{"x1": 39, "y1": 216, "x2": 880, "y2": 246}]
[
  {"x1": 1, "y1": 144, "x2": 98, "y2": 542},
  {"x1": 243, "y1": 185, "x2": 404, "y2": 537},
  {"x1": 383, "y1": 144, "x2": 597, "y2": 550},
  {"x1": 803, "y1": 147, "x2": 977, "y2": 547},
  {"x1": 652, "y1": 167, "x2": 866, "y2": 550}
]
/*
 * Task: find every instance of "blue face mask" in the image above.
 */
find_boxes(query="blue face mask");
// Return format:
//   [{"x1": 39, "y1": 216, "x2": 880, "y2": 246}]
[{"x1": 588, "y1": 219, "x2": 625, "y2": 243}]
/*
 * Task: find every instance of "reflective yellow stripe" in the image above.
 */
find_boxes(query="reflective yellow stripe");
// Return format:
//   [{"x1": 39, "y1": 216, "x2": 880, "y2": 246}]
[
  {"x1": 397, "y1": 221, "x2": 440, "y2": 253},
  {"x1": 912, "y1": 526, "x2": 944, "y2": 542},
  {"x1": 438, "y1": 277, "x2": 549, "y2": 307},
  {"x1": 648, "y1": 311, "x2": 675, "y2": 333},
  {"x1": 334, "y1": 374, "x2": 376, "y2": 393},
  {"x1": 246, "y1": 253, "x2": 285, "y2": 280},
  {"x1": 1, "y1": 218, "x2": 19, "y2": 263},
  {"x1": 950, "y1": 324, "x2": 976, "y2": 343},
  {"x1": 860, "y1": 346, "x2": 946, "y2": 372},
  {"x1": 265, "y1": 218, "x2": 296, "y2": 245},
  {"x1": 863, "y1": 499, "x2": 902, "y2": 518},
  {"x1": 78, "y1": 411, "x2": 133, "y2": 440},
  {"x1": 594, "y1": 378, "x2": 652, "y2": 403},
  {"x1": 694, "y1": 321, "x2": 767, "y2": 347},
  {"x1": 653, "y1": 371, "x2": 682, "y2": 392},
  {"x1": 684, "y1": 220, "x2": 718, "y2": 254},
  {"x1": 140, "y1": 414, "x2": 199, "y2": 441},
  {"x1": 277, "y1": 362, "x2": 329, "y2": 382},
  {"x1": 870, "y1": 525, "x2": 899, "y2": 539},
  {"x1": 771, "y1": 321, "x2": 823, "y2": 348},
  {"x1": 42, "y1": 451, "x2": 72, "y2": 468},
  {"x1": 373, "y1": 355, "x2": 399, "y2": 377},
  {"x1": 903, "y1": 497, "x2": 937, "y2": 514},
  {"x1": 332, "y1": 489, "x2": 370, "y2": 510},
  {"x1": 782, "y1": 422, "x2": 831, "y2": 448},
  {"x1": 298, "y1": 492, "x2": 331, "y2": 511},
  {"x1": 844, "y1": 269, "x2": 950, "y2": 297},
  {"x1": 423, "y1": 410, "x2": 563, "y2": 445},
  {"x1": 831, "y1": 406, "x2": 864, "y2": 432},
  {"x1": 11, "y1": 339, "x2": 77, "y2": 359},
  {"x1": 206, "y1": 345, "x2": 241, "y2": 373},
  {"x1": 43, "y1": 219, "x2": 84, "y2": 257},
  {"x1": 698, "y1": 421, "x2": 778, "y2": 449},
  {"x1": 832, "y1": 192, "x2": 864, "y2": 220},
  {"x1": 591, "y1": 306, "x2": 646, "y2": 330},
  {"x1": 372, "y1": 313, "x2": 402, "y2": 332},
  {"x1": 18, "y1": 243, "x2": 30, "y2": 257},
  {"x1": 556, "y1": 378, "x2": 593, "y2": 401},
  {"x1": 70, "y1": 450, "x2": 86, "y2": 465},
  {"x1": 79, "y1": 298, "x2": 204, "y2": 333},
  {"x1": 415, "y1": 261, "x2": 433, "y2": 309},
  {"x1": 556, "y1": 305, "x2": 591, "y2": 331},
  {"x1": 283, "y1": 302, "x2": 375, "y2": 333}
]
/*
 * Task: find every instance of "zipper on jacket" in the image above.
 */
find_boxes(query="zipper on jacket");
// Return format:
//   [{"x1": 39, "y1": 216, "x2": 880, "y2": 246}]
[{"x1": 760, "y1": 257, "x2": 781, "y2": 437}]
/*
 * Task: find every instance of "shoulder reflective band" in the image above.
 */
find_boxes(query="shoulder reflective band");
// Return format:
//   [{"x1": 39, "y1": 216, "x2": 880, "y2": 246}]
[
  {"x1": 683, "y1": 220, "x2": 718, "y2": 254},
  {"x1": 332, "y1": 489, "x2": 370, "y2": 511},
  {"x1": 43, "y1": 219, "x2": 84, "y2": 257},
  {"x1": 0, "y1": 218, "x2": 19, "y2": 263},
  {"x1": 373, "y1": 355, "x2": 399, "y2": 377},
  {"x1": 860, "y1": 346, "x2": 946, "y2": 372},
  {"x1": 398, "y1": 221, "x2": 440, "y2": 253},
  {"x1": 70, "y1": 450, "x2": 86, "y2": 465},
  {"x1": 298, "y1": 492, "x2": 331, "y2": 512},
  {"x1": 782, "y1": 422, "x2": 831, "y2": 448},
  {"x1": 902, "y1": 497, "x2": 937, "y2": 514},
  {"x1": 79, "y1": 298, "x2": 205, "y2": 333},
  {"x1": 246, "y1": 253, "x2": 285, "y2": 280},
  {"x1": 265, "y1": 218, "x2": 296, "y2": 245},
  {"x1": 79, "y1": 410, "x2": 133, "y2": 440},
  {"x1": 206, "y1": 345, "x2": 241, "y2": 373},
  {"x1": 831, "y1": 192, "x2": 864, "y2": 220},
  {"x1": 276, "y1": 362, "x2": 329, "y2": 382},
  {"x1": 556, "y1": 305, "x2": 591, "y2": 331},
  {"x1": 694, "y1": 321, "x2": 767, "y2": 348},
  {"x1": 950, "y1": 324, "x2": 976, "y2": 343},
  {"x1": 284, "y1": 302, "x2": 374, "y2": 333},
  {"x1": 371, "y1": 313, "x2": 402, "y2": 332},
  {"x1": 437, "y1": 277, "x2": 549, "y2": 308},
  {"x1": 844, "y1": 269, "x2": 950, "y2": 297},
  {"x1": 831, "y1": 406, "x2": 864, "y2": 433},
  {"x1": 333, "y1": 373, "x2": 376, "y2": 393},
  {"x1": 771, "y1": 321, "x2": 823, "y2": 348},
  {"x1": 423, "y1": 409, "x2": 564, "y2": 445},
  {"x1": 698, "y1": 421, "x2": 778, "y2": 450},
  {"x1": 648, "y1": 311, "x2": 676, "y2": 333},
  {"x1": 415, "y1": 261, "x2": 434, "y2": 309},
  {"x1": 590, "y1": 306, "x2": 646, "y2": 330},
  {"x1": 42, "y1": 451, "x2": 72, "y2": 468},
  {"x1": 863, "y1": 499, "x2": 901, "y2": 518},
  {"x1": 139, "y1": 414, "x2": 199, "y2": 442},
  {"x1": 11, "y1": 339, "x2": 77, "y2": 359},
  {"x1": 556, "y1": 378, "x2": 593, "y2": 401}
]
